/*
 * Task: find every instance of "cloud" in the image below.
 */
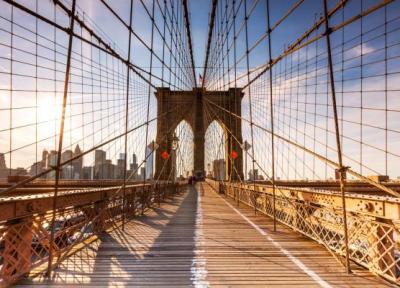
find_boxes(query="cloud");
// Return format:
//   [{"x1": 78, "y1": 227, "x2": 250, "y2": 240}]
[{"x1": 346, "y1": 43, "x2": 375, "y2": 59}]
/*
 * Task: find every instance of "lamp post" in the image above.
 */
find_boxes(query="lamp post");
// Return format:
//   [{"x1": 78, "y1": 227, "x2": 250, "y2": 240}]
[{"x1": 171, "y1": 133, "x2": 179, "y2": 182}]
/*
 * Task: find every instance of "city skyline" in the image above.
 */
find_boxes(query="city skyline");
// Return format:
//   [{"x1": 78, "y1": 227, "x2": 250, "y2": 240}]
[{"x1": 0, "y1": 145, "x2": 150, "y2": 181}]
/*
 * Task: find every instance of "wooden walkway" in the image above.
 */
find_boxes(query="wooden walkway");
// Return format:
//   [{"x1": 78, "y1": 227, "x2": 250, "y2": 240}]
[{"x1": 17, "y1": 183, "x2": 394, "y2": 287}]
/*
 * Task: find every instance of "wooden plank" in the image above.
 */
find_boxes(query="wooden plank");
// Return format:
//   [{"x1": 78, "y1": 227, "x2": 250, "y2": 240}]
[{"x1": 16, "y1": 184, "x2": 394, "y2": 287}]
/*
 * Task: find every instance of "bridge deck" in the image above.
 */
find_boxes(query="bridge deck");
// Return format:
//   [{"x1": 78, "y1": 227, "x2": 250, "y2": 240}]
[{"x1": 17, "y1": 184, "x2": 393, "y2": 287}]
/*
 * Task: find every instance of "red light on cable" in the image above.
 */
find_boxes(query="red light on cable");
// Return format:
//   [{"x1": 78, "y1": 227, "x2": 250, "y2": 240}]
[
  {"x1": 231, "y1": 150, "x2": 238, "y2": 160},
  {"x1": 161, "y1": 151, "x2": 169, "y2": 160}
]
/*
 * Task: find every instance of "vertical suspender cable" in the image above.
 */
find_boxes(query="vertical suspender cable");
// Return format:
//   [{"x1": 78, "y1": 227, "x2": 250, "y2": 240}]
[
  {"x1": 143, "y1": 0, "x2": 156, "y2": 186},
  {"x1": 47, "y1": 0, "x2": 76, "y2": 277},
  {"x1": 322, "y1": 0, "x2": 350, "y2": 274},
  {"x1": 265, "y1": 0, "x2": 277, "y2": 232},
  {"x1": 232, "y1": 0, "x2": 240, "y2": 205},
  {"x1": 243, "y1": 0, "x2": 257, "y2": 213},
  {"x1": 122, "y1": 0, "x2": 134, "y2": 231}
]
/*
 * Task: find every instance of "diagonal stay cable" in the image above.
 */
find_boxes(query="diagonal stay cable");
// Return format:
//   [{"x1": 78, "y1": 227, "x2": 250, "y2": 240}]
[
  {"x1": 203, "y1": 98, "x2": 346, "y2": 268},
  {"x1": 203, "y1": 97, "x2": 400, "y2": 198},
  {"x1": 0, "y1": 105, "x2": 181, "y2": 196}
]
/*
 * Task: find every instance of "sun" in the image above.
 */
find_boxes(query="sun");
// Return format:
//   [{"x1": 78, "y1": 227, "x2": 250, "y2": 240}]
[{"x1": 37, "y1": 96, "x2": 61, "y2": 127}]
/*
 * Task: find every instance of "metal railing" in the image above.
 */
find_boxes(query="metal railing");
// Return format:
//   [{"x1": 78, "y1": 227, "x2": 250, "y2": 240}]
[
  {"x1": 0, "y1": 182, "x2": 185, "y2": 286},
  {"x1": 208, "y1": 179, "x2": 400, "y2": 285}
]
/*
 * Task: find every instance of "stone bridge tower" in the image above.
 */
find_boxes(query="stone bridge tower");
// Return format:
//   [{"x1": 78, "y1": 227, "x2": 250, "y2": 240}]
[{"x1": 154, "y1": 87, "x2": 244, "y2": 181}]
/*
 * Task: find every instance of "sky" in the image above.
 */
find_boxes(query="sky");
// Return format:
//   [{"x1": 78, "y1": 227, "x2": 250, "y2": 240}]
[
  {"x1": 0, "y1": 0, "x2": 399, "y2": 181},
  {"x1": 189, "y1": 0, "x2": 210, "y2": 79}
]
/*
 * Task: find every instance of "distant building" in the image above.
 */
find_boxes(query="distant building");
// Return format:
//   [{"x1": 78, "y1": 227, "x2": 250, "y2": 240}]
[
  {"x1": 127, "y1": 153, "x2": 138, "y2": 180},
  {"x1": 248, "y1": 169, "x2": 259, "y2": 181},
  {"x1": 213, "y1": 159, "x2": 225, "y2": 180},
  {"x1": 0, "y1": 153, "x2": 6, "y2": 169},
  {"x1": 61, "y1": 150, "x2": 73, "y2": 163},
  {"x1": 72, "y1": 145, "x2": 83, "y2": 179},
  {"x1": 0, "y1": 167, "x2": 28, "y2": 182},
  {"x1": 0, "y1": 153, "x2": 8, "y2": 180},
  {"x1": 29, "y1": 149, "x2": 48, "y2": 178},
  {"x1": 94, "y1": 150, "x2": 106, "y2": 179},
  {"x1": 119, "y1": 153, "x2": 126, "y2": 160},
  {"x1": 129, "y1": 163, "x2": 139, "y2": 179},
  {"x1": 5, "y1": 167, "x2": 28, "y2": 182},
  {"x1": 47, "y1": 150, "x2": 58, "y2": 167},
  {"x1": 95, "y1": 150, "x2": 106, "y2": 165},
  {"x1": 29, "y1": 161, "x2": 43, "y2": 177},
  {"x1": 47, "y1": 150, "x2": 58, "y2": 179},
  {"x1": 61, "y1": 150, "x2": 73, "y2": 179},
  {"x1": 116, "y1": 153, "x2": 126, "y2": 179},
  {"x1": 82, "y1": 166, "x2": 94, "y2": 180},
  {"x1": 104, "y1": 159, "x2": 115, "y2": 179},
  {"x1": 140, "y1": 167, "x2": 146, "y2": 181},
  {"x1": 145, "y1": 141, "x2": 156, "y2": 180},
  {"x1": 62, "y1": 165, "x2": 74, "y2": 179},
  {"x1": 1, "y1": 145, "x2": 86, "y2": 182},
  {"x1": 42, "y1": 150, "x2": 48, "y2": 168}
]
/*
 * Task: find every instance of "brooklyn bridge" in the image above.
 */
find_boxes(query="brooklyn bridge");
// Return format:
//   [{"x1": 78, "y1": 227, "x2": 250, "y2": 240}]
[{"x1": 0, "y1": 0, "x2": 400, "y2": 286}]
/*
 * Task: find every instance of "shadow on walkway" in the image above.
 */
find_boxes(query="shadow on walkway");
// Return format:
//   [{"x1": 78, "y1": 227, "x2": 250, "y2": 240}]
[
  {"x1": 86, "y1": 187, "x2": 197, "y2": 286},
  {"x1": 16, "y1": 187, "x2": 197, "y2": 287}
]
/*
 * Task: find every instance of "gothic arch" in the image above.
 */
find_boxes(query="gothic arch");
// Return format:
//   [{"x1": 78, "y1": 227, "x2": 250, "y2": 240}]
[
  {"x1": 174, "y1": 120, "x2": 194, "y2": 179},
  {"x1": 155, "y1": 87, "x2": 243, "y2": 180}
]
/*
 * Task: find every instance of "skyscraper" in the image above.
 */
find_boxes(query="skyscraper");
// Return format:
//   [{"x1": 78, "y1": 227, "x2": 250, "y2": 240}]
[
  {"x1": 103, "y1": 159, "x2": 115, "y2": 179},
  {"x1": 61, "y1": 150, "x2": 73, "y2": 179},
  {"x1": 47, "y1": 150, "x2": 58, "y2": 179},
  {"x1": 61, "y1": 165, "x2": 74, "y2": 179},
  {"x1": 72, "y1": 145, "x2": 83, "y2": 179},
  {"x1": 29, "y1": 149, "x2": 49, "y2": 178},
  {"x1": 95, "y1": 150, "x2": 106, "y2": 166},
  {"x1": 82, "y1": 166, "x2": 94, "y2": 180},
  {"x1": 116, "y1": 153, "x2": 126, "y2": 179},
  {"x1": 140, "y1": 167, "x2": 146, "y2": 181},
  {"x1": 41, "y1": 149, "x2": 48, "y2": 170},
  {"x1": 145, "y1": 141, "x2": 156, "y2": 180},
  {"x1": 61, "y1": 150, "x2": 73, "y2": 163},
  {"x1": 29, "y1": 161, "x2": 43, "y2": 177},
  {"x1": 129, "y1": 153, "x2": 139, "y2": 180},
  {"x1": 0, "y1": 153, "x2": 7, "y2": 180},
  {"x1": 0, "y1": 153, "x2": 6, "y2": 169},
  {"x1": 94, "y1": 150, "x2": 106, "y2": 179}
]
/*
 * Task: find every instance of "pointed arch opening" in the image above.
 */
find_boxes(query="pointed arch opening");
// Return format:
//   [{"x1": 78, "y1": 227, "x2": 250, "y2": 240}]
[
  {"x1": 204, "y1": 120, "x2": 226, "y2": 180},
  {"x1": 174, "y1": 120, "x2": 194, "y2": 180}
]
